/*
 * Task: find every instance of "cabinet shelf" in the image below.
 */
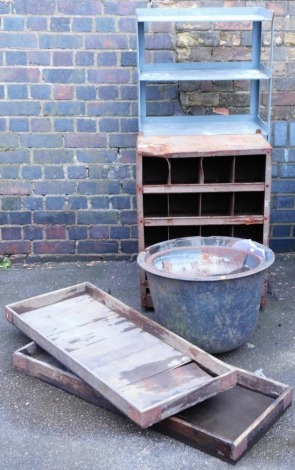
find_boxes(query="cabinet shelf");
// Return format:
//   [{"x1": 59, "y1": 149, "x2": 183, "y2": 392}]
[
  {"x1": 140, "y1": 63, "x2": 271, "y2": 82},
  {"x1": 143, "y1": 215, "x2": 265, "y2": 226},
  {"x1": 142, "y1": 183, "x2": 265, "y2": 194},
  {"x1": 141, "y1": 115, "x2": 268, "y2": 137}
]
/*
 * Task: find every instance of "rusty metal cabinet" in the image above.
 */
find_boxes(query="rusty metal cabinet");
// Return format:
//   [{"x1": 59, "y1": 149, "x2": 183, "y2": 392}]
[{"x1": 137, "y1": 134, "x2": 272, "y2": 307}]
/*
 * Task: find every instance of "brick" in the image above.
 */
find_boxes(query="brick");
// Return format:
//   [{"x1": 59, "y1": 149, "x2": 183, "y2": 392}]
[
  {"x1": 110, "y1": 226, "x2": 130, "y2": 239},
  {"x1": 281, "y1": 164, "x2": 295, "y2": 178},
  {"x1": 131, "y1": 226, "x2": 138, "y2": 238},
  {"x1": 104, "y1": 1, "x2": 146, "y2": 16},
  {"x1": 44, "y1": 166, "x2": 65, "y2": 179},
  {"x1": 77, "y1": 211, "x2": 118, "y2": 225},
  {"x1": 118, "y1": 17, "x2": 136, "y2": 33},
  {"x1": 88, "y1": 102, "x2": 130, "y2": 116},
  {"x1": 43, "y1": 69, "x2": 85, "y2": 83},
  {"x1": 26, "y1": 16, "x2": 48, "y2": 31},
  {"x1": 97, "y1": 52, "x2": 117, "y2": 67},
  {"x1": 154, "y1": 50, "x2": 175, "y2": 63},
  {"x1": 14, "y1": 0, "x2": 55, "y2": 14},
  {"x1": 67, "y1": 166, "x2": 87, "y2": 179},
  {"x1": 91, "y1": 197, "x2": 109, "y2": 210},
  {"x1": 273, "y1": 121, "x2": 288, "y2": 146},
  {"x1": 76, "y1": 149, "x2": 117, "y2": 164},
  {"x1": 77, "y1": 119, "x2": 97, "y2": 133},
  {"x1": 9, "y1": 118, "x2": 29, "y2": 132},
  {"x1": 1, "y1": 197, "x2": 21, "y2": 210},
  {"x1": 31, "y1": 118, "x2": 51, "y2": 132},
  {"x1": 44, "y1": 102, "x2": 85, "y2": 116},
  {"x1": 77, "y1": 241, "x2": 118, "y2": 255},
  {"x1": 122, "y1": 179, "x2": 136, "y2": 194},
  {"x1": 85, "y1": 34, "x2": 128, "y2": 50},
  {"x1": 271, "y1": 209, "x2": 295, "y2": 223},
  {"x1": 120, "y1": 149, "x2": 136, "y2": 164},
  {"x1": 54, "y1": 118, "x2": 74, "y2": 132},
  {"x1": 0, "y1": 149, "x2": 29, "y2": 164},
  {"x1": 146, "y1": 34, "x2": 174, "y2": 50},
  {"x1": 0, "y1": 2, "x2": 9, "y2": 14},
  {"x1": 109, "y1": 134, "x2": 137, "y2": 148},
  {"x1": 121, "y1": 118, "x2": 138, "y2": 133},
  {"x1": 0, "y1": 67, "x2": 39, "y2": 82},
  {"x1": 50, "y1": 17, "x2": 70, "y2": 32},
  {"x1": 146, "y1": 101, "x2": 174, "y2": 116},
  {"x1": 68, "y1": 226, "x2": 87, "y2": 240},
  {"x1": 27, "y1": 51, "x2": 51, "y2": 66},
  {"x1": 22, "y1": 166, "x2": 42, "y2": 179},
  {"x1": 276, "y1": 196, "x2": 294, "y2": 209},
  {"x1": 34, "y1": 182, "x2": 75, "y2": 195},
  {"x1": 34, "y1": 241, "x2": 75, "y2": 255},
  {"x1": 40, "y1": 34, "x2": 83, "y2": 49},
  {"x1": 121, "y1": 240, "x2": 138, "y2": 254},
  {"x1": 99, "y1": 118, "x2": 119, "y2": 133},
  {"x1": 272, "y1": 180, "x2": 295, "y2": 193},
  {"x1": 34, "y1": 149, "x2": 74, "y2": 164},
  {"x1": 0, "y1": 119, "x2": 6, "y2": 131},
  {"x1": 20, "y1": 134, "x2": 63, "y2": 148},
  {"x1": 88, "y1": 166, "x2": 108, "y2": 179},
  {"x1": 96, "y1": 181, "x2": 121, "y2": 195},
  {"x1": 0, "y1": 241, "x2": 31, "y2": 255},
  {"x1": 53, "y1": 52, "x2": 74, "y2": 67},
  {"x1": 76, "y1": 86, "x2": 96, "y2": 100},
  {"x1": 57, "y1": 0, "x2": 102, "y2": 15},
  {"x1": 53, "y1": 84, "x2": 74, "y2": 100},
  {"x1": 272, "y1": 225, "x2": 291, "y2": 237},
  {"x1": 289, "y1": 122, "x2": 295, "y2": 146},
  {"x1": 89, "y1": 226, "x2": 110, "y2": 239},
  {"x1": 0, "y1": 32, "x2": 37, "y2": 48},
  {"x1": 6, "y1": 51, "x2": 27, "y2": 65},
  {"x1": 10, "y1": 212, "x2": 32, "y2": 224},
  {"x1": 3, "y1": 17, "x2": 25, "y2": 31},
  {"x1": 0, "y1": 134, "x2": 19, "y2": 149},
  {"x1": 98, "y1": 86, "x2": 119, "y2": 100},
  {"x1": 68, "y1": 197, "x2": 88, "y2": 210},
  {"x1": 96, "y1": 17, "x2": 115, "y2": 32},
  {"x1": 88, "y1": 69, "x2": 129, "y2": 83},
  {"x1": 46, "y1": 226, "x2": 67, "y2": 239},
  {"x1": 0, "y1": 166, "x2": 19, "y2": 179},
  {"x1": 73, "y1": 18, "x2": 93, "y2": 32},
  {"x1": 45, "y1": 196, "x2": 66, "y2": 211},
  {"x1": 2, "y1": 227, "x2": 22, "y2": 240},
  {"x1": 0, "y1": 101, "x2": 40, "y2": 116},
  {"x1": 30, "y1": 85, "x2": 51, "y2": 100},
  {"x1": 110, "y1": 196, "x2": 130, "y2": 210},
  {"x1": 121, "y1": 51, "x2": 137, "y2": 67},
  {"x1": 23, "y1": 226, "x2": 43, "y2": 240},
  {"x1": 7, "y1": 85, "x2": 28, "y2": 99},
  {"x1": 34, "y1": 211, "x2": 75, "y2": 225},
  {"x1": 75, "y1": 51, "x2": 94, "y2": 66},
  {"x1": 65, "y1": 134, "x2": 106, "y2": 148},
  {"x1": 121, "y1": 86, "x2": 137, "y2": 100},
  {"x1": 23, "y1": 197, "x2": 43, "y2": 210},
  {"x1": 120, "y1": 210, "x2": 137, "y2": 225}
]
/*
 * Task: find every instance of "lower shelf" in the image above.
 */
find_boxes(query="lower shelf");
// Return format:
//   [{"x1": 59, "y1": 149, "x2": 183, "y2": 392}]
[{"x1": 140, "y1": 115, "x2": 268, "y2": 137}]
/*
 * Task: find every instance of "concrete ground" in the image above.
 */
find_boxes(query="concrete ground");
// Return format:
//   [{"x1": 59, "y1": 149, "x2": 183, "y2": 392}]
[{"x1": 0, "y1": 256, "x2": 294, "y2": 470}]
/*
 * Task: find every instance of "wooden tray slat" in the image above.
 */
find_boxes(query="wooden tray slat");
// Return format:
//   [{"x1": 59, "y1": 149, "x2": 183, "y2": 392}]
[{"x1": 12, "y1": 342, "x2": 292, "y2": 463}]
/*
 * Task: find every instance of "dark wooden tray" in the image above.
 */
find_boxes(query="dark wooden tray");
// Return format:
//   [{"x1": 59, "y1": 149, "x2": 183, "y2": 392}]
[
  {"x1": 13, "y1": 341, "x2": 292, "y2": 463},
  {"x1": 5, "y1": 282, "x2": 236, "y2": 428}
]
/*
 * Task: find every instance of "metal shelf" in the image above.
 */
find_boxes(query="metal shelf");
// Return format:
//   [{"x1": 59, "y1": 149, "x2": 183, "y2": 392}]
[
  {"x1": 136, "y1": 7, "x2": 274, "y2": 23},
  {"x1": 140, "y1": 63, "x2": 271, "y2": 82},
  {"x1": 140, "y1": 115, "x2": 268, "y2": 137}
]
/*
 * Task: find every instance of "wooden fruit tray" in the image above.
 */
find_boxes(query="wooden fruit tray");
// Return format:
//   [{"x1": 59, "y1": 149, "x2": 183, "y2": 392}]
[
  {"x1": 13, "y1": 341, "x2": 292, "y2": 462},
  {"x1": 5, "y1": 282, "x2": 236, "y2": 428}
]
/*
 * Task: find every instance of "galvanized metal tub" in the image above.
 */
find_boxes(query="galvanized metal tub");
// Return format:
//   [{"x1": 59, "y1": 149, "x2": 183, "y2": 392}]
[{"x1": 137, "y1": 237, "x2": 275, "y2": 354}]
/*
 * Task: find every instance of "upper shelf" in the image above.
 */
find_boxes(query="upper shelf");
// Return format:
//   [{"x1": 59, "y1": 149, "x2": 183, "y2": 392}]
[
  {"x1": 139, "y1": 63, "x2": 271, "y2": 82},
  {"x1": 136, "y1": 7, "x2": 274, "y2": 23}
]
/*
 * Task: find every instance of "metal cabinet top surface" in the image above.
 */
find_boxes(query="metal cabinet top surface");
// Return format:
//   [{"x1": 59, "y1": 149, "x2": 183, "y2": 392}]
[{"x1": 136, "y1": 7, "x2": 274, "y2": 23}]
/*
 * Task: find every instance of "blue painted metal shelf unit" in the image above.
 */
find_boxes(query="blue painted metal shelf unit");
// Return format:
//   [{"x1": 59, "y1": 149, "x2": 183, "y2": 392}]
[{"x1": 136, "y1": 7, "x2": 274, "y2": 139}]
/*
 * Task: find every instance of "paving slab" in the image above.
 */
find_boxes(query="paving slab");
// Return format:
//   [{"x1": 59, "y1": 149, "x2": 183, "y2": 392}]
[{"x1": 0, "y1": 257, "x2": 294, "y2": 470}]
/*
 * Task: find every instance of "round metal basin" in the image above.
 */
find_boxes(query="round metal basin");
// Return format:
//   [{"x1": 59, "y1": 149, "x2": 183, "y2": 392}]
[{"x1": 137, "y1": 236, "x2": 275, "y2": 354}]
